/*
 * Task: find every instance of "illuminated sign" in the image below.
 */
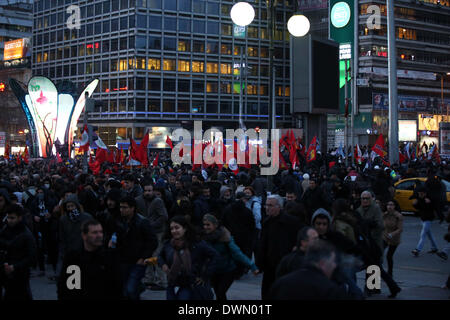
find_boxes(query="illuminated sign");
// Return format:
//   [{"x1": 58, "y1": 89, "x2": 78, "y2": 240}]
[
  {"x1": 4, "y1": 39, "x2": 27, "y2": 61},
  {"x1": 0, "y1": 82, "x2": 5, "y2": 92},
  {"x1": 418, "y1": 114, "x2": 444, "y2": 131},
  {"x1": 331, "y1": 2, "x2": 351, "y2": 28},
  {"x1": 339, "y1": 43, "x2": 352, "y2": 60},
  {"x1": 399, "y1": 120, "x2": 417, "y2": 141}
]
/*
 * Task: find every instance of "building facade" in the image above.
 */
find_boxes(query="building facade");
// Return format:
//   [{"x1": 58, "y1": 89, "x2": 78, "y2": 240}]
[
  {"x1": 32, "y1": 0, "x2": 300, "y2": 147},
  {"x1": 0, "y1": 0, "x2": 32, "y2": 153}
]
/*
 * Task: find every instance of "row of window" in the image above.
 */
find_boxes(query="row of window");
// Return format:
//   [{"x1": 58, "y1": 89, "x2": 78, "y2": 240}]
[
  {"x1": 86, "y1": 98, "x2": 290, "y2": 117},
  {"x1": 360, "y1": 3, "x2": 450, "y2": 27},
  {"x1": 361, "y1": 25, "x2": 450, "y2": 46},
  {"x1": 359, "y1": 45, "x2": 450, "y2": 65}
]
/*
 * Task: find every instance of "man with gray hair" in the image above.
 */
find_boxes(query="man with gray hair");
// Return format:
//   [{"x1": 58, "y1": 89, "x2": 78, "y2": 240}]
[{"x1": 256, "y1": 194, "x2": 302, "y2": 300}]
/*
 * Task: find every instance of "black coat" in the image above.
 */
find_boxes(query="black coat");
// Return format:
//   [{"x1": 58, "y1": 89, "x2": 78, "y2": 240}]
[
  {"x1": 115, "y1": 213, "x2": 158, "y2": 264},
  {"x1": 275, "y1": 250, "x2": 305, "y2": 279},
  {"x1": 57, "y1": 246, "x2": 123, "y2": 300},
  {"x1": 301, "y1": 187, "x2": 331, "y2": 220},
  {"x1": 269, "y1": 265, "x2": 353, "y2": 300},
  {"x1": 256, "y1": 212, "x2": 302, "y2": 272},
  {"x1": 0, "y1": 222, "x2": 36, "y2": 274},
  {"x1": 222, "y1": 200, "x2": 255, "y2": 250}
]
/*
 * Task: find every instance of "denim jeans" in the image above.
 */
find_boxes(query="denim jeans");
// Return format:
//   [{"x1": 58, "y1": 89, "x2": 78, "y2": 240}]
[
  {"x1": 120, "y1": 264, "x2": 146, "y2": 300},
  {"x1": 416, "y1": 221, "x2": 438, "y2": 252},
  {"x1": 166, "y1": 286, "x2": 193, "y2": 300}
]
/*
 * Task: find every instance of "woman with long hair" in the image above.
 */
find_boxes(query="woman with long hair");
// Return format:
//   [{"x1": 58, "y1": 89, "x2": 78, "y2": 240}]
[{"x1": 158, "y1": 215, "x2": 219, "y2": 300}]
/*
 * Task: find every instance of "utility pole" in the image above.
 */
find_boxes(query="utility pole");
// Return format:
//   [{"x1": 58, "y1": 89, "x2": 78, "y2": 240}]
[
  {"x1": 387, "y1": 0, "x2": 399, "y2": 165},
  {"x1": 345, "y1": 61, "x2": 349, "y2": 166}
]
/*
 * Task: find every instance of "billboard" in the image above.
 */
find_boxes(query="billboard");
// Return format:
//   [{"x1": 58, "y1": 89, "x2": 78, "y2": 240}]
[
  {"x1": 373, "y1": 93, "x2": 450, "y2": 113},
  {"x1": 4, "y1": 38, "x2": 29, "y2": 61},
  {"x1": 398, "y1": 120, "x2": 417, "y2": 142},
  {"x1": 418, "y1": 114, "x2": 444, "y2": 131}
]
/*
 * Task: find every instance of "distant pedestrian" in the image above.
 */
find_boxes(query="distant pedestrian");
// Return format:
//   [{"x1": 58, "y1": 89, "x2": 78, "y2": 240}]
[{"x1": 382, "y1": 200, "x2": 403, "y2": 278}]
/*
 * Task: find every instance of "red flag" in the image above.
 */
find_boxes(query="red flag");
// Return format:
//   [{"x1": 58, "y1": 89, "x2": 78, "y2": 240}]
[
  {"x1": 96, "y1": 147, "x2": 108, "y2": 164},
  {"x1": 107, "y1": 149, "x2": 115, "y2": 163},
  {"x1": 56, "y1": 152, "x2": 63, "y2": 163},
  {"x1": 129, "y1": 138, "x2": 140, "y2": 163},
  {"x1": 79, "y1": 125, "x2": 90, "y2": 153},
  {"x1": 381, "y1": 158, "x2": 391, "y2": 167},
  {"x1": 166, "y1": 135, "x2": 173, "y2": 149},
  {"x1": 306, "y1": 136, "x2": 317, "y2": 163},
  {"x1": 16, "y1": 154, "x2": 21, "y2": 165},
  {"x1": 138, "y1": 132, "x2": 149, "y2": 166},
  {"x1": 372, "y1": 134, "x2": 387, "y2": 158},
  {"x1": 22, "y1": 146, "x2": 29, "y2": 164},
  {"x1": 329, "y1": 161, "x2": 336, "y2": 169},
  {"x1": 4, "y1": 142, "x2": 10, "y2": 159},
  {"x1": 152, "y1": 153, "x2": 159, "y2": 167}
]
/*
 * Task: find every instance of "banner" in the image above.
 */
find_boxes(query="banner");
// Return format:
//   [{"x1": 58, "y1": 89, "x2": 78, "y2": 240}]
[{"x1": 373, "y1": 93, "x2": 450, "y2": 113}]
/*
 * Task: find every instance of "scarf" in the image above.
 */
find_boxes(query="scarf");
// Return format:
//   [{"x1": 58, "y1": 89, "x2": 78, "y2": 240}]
[
  {"x1": 202, "y1": 226, "x2": 231, "y2": 243},
  {"x1": 168, "y1": 239, "x2": 192, "y2": 285}
]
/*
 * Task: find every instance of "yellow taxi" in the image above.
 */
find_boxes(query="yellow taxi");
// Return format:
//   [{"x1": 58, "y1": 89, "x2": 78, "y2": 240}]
[{"x1": 393, "y1": 177, "x2": 450, "y2": 212}]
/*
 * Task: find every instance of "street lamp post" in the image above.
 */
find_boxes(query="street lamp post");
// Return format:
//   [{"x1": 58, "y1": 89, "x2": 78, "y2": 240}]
[
  {"x1": 387, "y1": 0, "x2": 399, "y2": 165},
  {"x1": 230, "y1": 2, "x2": 255, "y2": 130}
]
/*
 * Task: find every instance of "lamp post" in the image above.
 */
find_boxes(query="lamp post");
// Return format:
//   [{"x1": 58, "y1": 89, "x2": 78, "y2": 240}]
[
  {"x1": 387, "y1": 0, "x2": 399, "y2": 165},
  {"x1": 230, "y1": 2, "x2": 255, "y2": 130}
]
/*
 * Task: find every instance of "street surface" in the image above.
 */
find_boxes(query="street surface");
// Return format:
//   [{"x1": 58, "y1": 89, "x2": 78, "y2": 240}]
[{"x1": 29, "y1": 216, "x2": 449, "y2": 300}]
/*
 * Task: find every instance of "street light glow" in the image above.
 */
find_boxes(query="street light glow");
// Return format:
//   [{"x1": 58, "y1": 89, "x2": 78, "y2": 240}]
[
  {"x1": 287, "y1": 14, "x2": 310, "y2": 37},
  {"x1": 230, "y1": 2, "x2": 255, "y2": 27}
]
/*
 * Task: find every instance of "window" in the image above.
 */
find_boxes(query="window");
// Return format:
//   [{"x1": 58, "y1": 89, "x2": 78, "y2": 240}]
[
  {"x1": 102, "y1": 60, "x2": 110, "y2": 72},
  {"x1": 248, "y1": 27, "x2": 258, "y2": 38},
  {"x1": 207, "y1": 21, "x2": 219, "y2": 35},
  {"x1": 193, "y1": 0, "x2": 205, "y2": 13},
  {"x1": 206, "y1": 62, "x2": 218, "y2": 73},
  {"x1": 164, "y1": 0, "x2": 176, "y2": 10},
  {"x1": 178, "y1": 100, "x2": 190, "y2": 112},
  {"x1": 220, "y1": 82, "x2": 231, "y2": 94},
  {"x1": 207, "y1": 2, "x2": 219, "y2": 15},
  {"x1": 179, "y1": 19, "x2": 191, "y2": 32},
  {"x1": 396, "y1": 180, "x2": 417, "y2": 191},
  {"x1": 149, "y1": 99, "x2": 160, "y2": 112},
  {"x1": 221, "y1": 101, "x2": 231, "y2": 113},
  {"x1": 111, "y1": 39, "x2": 118, "y2": 51},
  {"x1": 149, "y1": 78, "x2": 161, "y2": 91},
  {"x1": 149, "y1": 15, "x2": 162, "y2": 29},
  {"x1": 165, "y1": 17, "x2": 177, "y2": 31},
  {"x1": 149, "y1": 36, "x2": 161, "y2": 49},
  {"x1": 163, "y1": 100, "x2": 175, "y2": 112},
  {"x1": 178, "y1": 80, "x2": 190, "y2": 92},
  {"x1": 136, "y1": 77, "x2": 146, "y2": 90},
  {"x1": 192, "y1": 61, "x2": 204, "y2": 72},
  {"x1": 120, "y1": 38, "x2": 128, "y2": 50},
  {"x1": 220, "y1": 63, "x2": 231, "y2": 75},
  {"x1": 179, "y1": 0, "x2": 191, "y2": 11},
  {"x1": 163, "y1": 59, "x2": 176, "y2": 71},
  {"x1": 193, "y1": 40, "x2": 204, "y2": 53},
  {"x1": 111, "y1": 18, "x2": 119, "y2": 32},
  {"x1": 162, "y1": 38, "x2": 177, "y2": 52},
  {"x1": 148, "y1": 58, "x2": 161, "y2": 70},
  {"x1": 136, "y1": 99, "x2": 146, "y2": 112},
  {"x1": 248, "y1": 46, "x2": 258, "y2": 57},
  {"x1": 103, "y1": 20, "x2": 110, "y2": 33},
  {"x1": 136, "y1": 57, "x2": 146, "y2": 69},
  {"x1": 193, "y1": 80, "x2": 204, "y2": 92},
  {"x1": 178, "y1": 60, "x2": 190, "y2": 72},
  {"x1": 136, "y1": 36, "x2": 146, "y2": 49},
  {"x1": 137, "y1": 15, "x2": 147, "y2": 28},
  {"x1": 193, "y1": 20, "x2": 205, "y2": 33},
  {"x1": 102, "y1": 40, "x2": 110, "y2": 53},
  {"x1": 206, "y1": 82, "x2": 218, "y2": 93},
  {"x1": 206, "y1": 41, "x2": 218, "y2": 54},
  {"x1": 221, "y1": 24, "x2": 232, "y2": 36},
  {"x1": 221, "y1": 44, "x2": 231, "y2": 55},
  {"x1": 178, "y1": 40, "x2": 190, "y2": 52},
  {"x1": 86, "y1": 62, "x2": 93, "y2": 74}
]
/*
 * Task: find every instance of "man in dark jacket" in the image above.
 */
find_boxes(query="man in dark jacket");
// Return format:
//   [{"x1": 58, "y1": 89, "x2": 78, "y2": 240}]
[
  {"x1": 301, "y1": 178, "x2": 331, "y2": 222},
  {"x1": 57, "y1": 195, "x2": 93, "y2": 278},
  {"x1": 135, "y1": 182, "x2": 168, "y2": 290},
  {"x1": 0, "y1": 204, "x2": 36, "y2": 300},
  {"x1": 256, "y1": 195, "x2": 302, "y2": 300},
  {"x1": 222, "y1": 192, "x2": 256, "y2": 262},
  {"x1": 57, "y1": 219, "x2": 122, "y2": 300},
  {"x1": 275, "y1": 226, "x2": 318, "y2": 279},
  {"x1": 269, "y1": 240, "x2": 354, "y2": 300},
  {"x1": 115, "y1": 195, "x2": 158, "y2": 300},
  {"x1": 189, "y1": 186, "x2": 210, "y2": 228}
]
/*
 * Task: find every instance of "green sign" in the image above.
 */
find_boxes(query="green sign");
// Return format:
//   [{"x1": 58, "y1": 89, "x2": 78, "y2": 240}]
[
  {"x1": 233, "y1": 24, "x2": 246, "y2": 38},
  {"x1": 329, "y1": 0, "x2": 354, "y2": 115},
  {"x1": 331, "y1": 2, "x2": 351, "y2": 28}
]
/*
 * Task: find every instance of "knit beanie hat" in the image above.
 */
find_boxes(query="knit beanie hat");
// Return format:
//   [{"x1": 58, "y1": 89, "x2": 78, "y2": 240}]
[{"x1": 311, "y1": 208, "x2": 332, "y2": 225}]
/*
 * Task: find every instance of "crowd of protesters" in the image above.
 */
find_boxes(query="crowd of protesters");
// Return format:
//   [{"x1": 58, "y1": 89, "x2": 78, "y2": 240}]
[{"x1": 0, "y1": 149, "x2": 449, "y2": 300}]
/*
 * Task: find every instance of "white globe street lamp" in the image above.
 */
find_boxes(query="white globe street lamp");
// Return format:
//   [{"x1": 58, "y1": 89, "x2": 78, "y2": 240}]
[
  {"x1": 287, "y1": 14, "x2": 310, "y2": 37},
  {"x1": 230, "y1": 2, "x2": 255, "y2": 27}
]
